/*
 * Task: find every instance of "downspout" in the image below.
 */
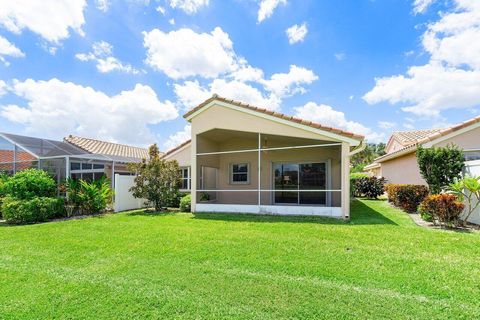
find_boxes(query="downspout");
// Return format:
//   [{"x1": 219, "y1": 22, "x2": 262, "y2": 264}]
[{"x1": 349, "y1": 140, "x2": 366, "y2": 157}]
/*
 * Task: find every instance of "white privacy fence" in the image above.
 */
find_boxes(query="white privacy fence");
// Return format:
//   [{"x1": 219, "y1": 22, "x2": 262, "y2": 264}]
[
  {"x1": 463, "y1": 160, "x2": 480, "y2": 224},
  {"x1": 114, "y1": 174, "x2": 149, "y2": 212}
]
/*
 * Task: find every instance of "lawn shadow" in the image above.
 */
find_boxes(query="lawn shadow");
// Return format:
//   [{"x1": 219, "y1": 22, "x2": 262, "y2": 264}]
[
  {"x1": 192, "y1": 200, "x2": 397, "y2": 226},
  {"x1": 350, "y1": 199, "x2": 397, "y2": 225}
]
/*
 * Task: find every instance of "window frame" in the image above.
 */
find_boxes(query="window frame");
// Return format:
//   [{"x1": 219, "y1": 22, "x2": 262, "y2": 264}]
[
  {"x1": 229, "y1": 162, "x2": 250, "y2": 185},
  {"x1": 179, "y1": 167, "x2": 191, "y2": 191}
]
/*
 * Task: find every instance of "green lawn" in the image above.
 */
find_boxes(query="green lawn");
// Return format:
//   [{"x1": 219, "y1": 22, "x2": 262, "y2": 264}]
[{"x1": 0, "y1": 200, "x2": 479, "y2": 319}]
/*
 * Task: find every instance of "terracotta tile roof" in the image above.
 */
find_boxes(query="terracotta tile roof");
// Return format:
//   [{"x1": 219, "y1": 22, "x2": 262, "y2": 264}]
[
  {"x1": 390, "y1": 129, "x2": 444, "y2": 147},
  {"x1": 375, "y1": 115, "x2": 480, "y2": 163},
  {"x1": 64, "y1": 135, "x2": 151, "y2": 160},
  {"x1": 162, "y1": 139, "x2": 191, "y2": 158},
  {"x1": 184, "y1": 94, "x2": 365, "y2": 141},
  {"x1": 0, "y1": 150, "x2": 36, "y2": 163}
]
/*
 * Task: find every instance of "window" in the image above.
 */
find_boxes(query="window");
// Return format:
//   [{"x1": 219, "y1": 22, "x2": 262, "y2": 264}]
[
  {"x1": 465, "y1": 151, "x2": 480, "y2": 161},
  {"x1": 70, "y1": 162, "x2": 81, "y2": 170},
  {"x1": 230, "y1": 163, "x2": 249, "y2": 184},
  {"x1": 179, "y1": 167, "x2": 190, "y2": 190}
]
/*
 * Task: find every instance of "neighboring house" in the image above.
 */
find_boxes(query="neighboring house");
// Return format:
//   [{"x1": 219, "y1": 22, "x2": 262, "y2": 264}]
[
  {"x1": 164, "y1": 95, "x2": 365, "y2": 219},
  {"x1": 0, "y1": 132, "x2": 148, "y2": 186},
  {"x1": 365, "y1": 117, "x2": 480, "y2": 186}
]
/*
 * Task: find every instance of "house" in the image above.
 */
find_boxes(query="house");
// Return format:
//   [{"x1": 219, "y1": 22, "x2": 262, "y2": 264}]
[
  {"x1": 164, "y1": 95, "x2": 365, "y2": 219},
  {"x1": 0, "y1": 132, "x2": 148, "y2": 186},
  {"x1": 365, "y1": 116, "x2": 480, "y2": 185}
]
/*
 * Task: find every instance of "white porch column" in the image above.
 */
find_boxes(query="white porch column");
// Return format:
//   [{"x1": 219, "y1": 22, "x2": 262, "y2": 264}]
[
  {"x1": 191, "y1": 132, "x2": 197, "y2": 212},
  {"x1": 258, "y1": 133, "x2": 261, "y2": 206},
  {"x1": 341, "y1": 142, "x2": 350, "y2": 220}
]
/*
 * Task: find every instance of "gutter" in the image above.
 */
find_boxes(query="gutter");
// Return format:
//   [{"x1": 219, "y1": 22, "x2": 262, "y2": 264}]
[{"x1": 349, "y1": 140, "x2": 366, "y2": 157}]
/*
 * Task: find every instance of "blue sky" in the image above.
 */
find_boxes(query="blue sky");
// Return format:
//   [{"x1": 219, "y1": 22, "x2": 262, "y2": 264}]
[{"x1": 0, "y1": 0, "x2": 479, "y2": 150}]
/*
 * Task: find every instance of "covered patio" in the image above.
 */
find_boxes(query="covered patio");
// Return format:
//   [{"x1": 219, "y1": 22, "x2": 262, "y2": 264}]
[{"x1": 184, "y1": 95, "x2": 365, "y2": 219}]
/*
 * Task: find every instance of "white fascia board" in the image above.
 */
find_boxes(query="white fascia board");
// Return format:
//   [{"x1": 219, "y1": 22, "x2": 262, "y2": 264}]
[
  {"x1": 423, "y1": 121, "x2": 480, "y2": 148},
  {"x1": 185, "y1": 100, "x2": 361, "y2": 146}
]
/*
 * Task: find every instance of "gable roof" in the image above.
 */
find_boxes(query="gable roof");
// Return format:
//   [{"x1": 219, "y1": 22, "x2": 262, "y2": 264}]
[
  {"x1": 162, "y1": 139, "x2": 191, "y2": 158},
  {"x1": 389, "y1": 129, "x2": 443, "y2": 147},
  {"x1": 375, "y1": 115, "x2": 480, "y2": 163},
  {"x1": 65, "y1": 135, "x2": 150, "y2": 160},
  {"x1": 184, "y1": 95, "x2": 364, "y2": 143}
]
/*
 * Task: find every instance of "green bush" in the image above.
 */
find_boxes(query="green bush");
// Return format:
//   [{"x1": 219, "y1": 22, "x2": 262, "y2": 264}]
[
  {"x1": 78, "y1": 177, "x2": 113, "y2": 215},
  {"x1": 165, "y1": 190, "x2": 185, "y2": 208},
  {"x1": 350, "y1": 172, "x2": 368, "y2": 197},
  {"x1": 418, "y1": 194, "x2": 464, "y2": 227},
  {"x1": 417, "y1": 145, "x2": 464, "y2": 194},
  {"x1": 2, "y1": 196, "x2": 64, "y2": 224},
  {"x1": 354, "y1": 177, "x2": 385, "y2": 199},
  {"x1": 0, "y1": 173, "x2": 9, "y2": 218},
  {"x1": 385, "y1": 184, "x2": 429, "y2": 213},
  {"x1": 3, "y1": 169, "x2": 56, "y2": 200},
  {"x1": 179, "y1": 194, "x2": 191, "y2": 212}
]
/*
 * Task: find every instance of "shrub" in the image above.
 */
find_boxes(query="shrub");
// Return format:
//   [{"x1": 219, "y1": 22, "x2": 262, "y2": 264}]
[
  {"x1": 165, "y1": 190, "x2": 185, "y2": 208},
  {"x1": 0, "y1": 173, "x2": 9, "y2": 218},
  {"x1": 418, "y1": 194, "x2": 464, "y2": 227},
  {"x1": 2, "y1": 196, "x2": 64, "y2": 224},
  {"x1": 179, "y1": 194, "x2": 191, "y2": 212},
  {"x1": 2, "y1": 169, "x2": 56, "y2": 200},
  {"x1": 350, "y1": 172, "x2": 368, "y2": 197},
  {"x1": 354, "y1": 177, "x2": 385, "y2": 199},
  {"x1": 78, "y1": 177, "x2": 113, "y2": 215},
  {"x1": 447, "y1": 175, "x2": 480, "y2": 227},
  {"x1": 385, "y1": 184, "x2": 429, "y2": 213},
  {"x1": 417, "y1": 145, "x2": 464, "y2": 194}
]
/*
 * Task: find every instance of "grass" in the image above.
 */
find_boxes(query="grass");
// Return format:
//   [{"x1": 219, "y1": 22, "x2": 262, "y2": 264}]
[{"x1": 0, "y1": 199, "x2": 479, "y2": 319}]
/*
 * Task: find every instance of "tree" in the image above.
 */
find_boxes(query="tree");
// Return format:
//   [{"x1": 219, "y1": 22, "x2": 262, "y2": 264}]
[
  {"x1": 128, "y1": 144, "x2": 181, "y2": 211},
  {"x1": 351, "y1": 143, "x2": 386, "y2": 172},
  {"x1": 417, "y1": 144, "x2": 464, "y2": 194}
]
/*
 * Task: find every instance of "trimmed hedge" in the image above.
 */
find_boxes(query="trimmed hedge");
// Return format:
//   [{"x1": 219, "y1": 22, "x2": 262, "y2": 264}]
[
  {"x1": 179, "y1": 194, "x2": 191, "y2": 212},
  {"x1": 2, "y1": 196, "x2": 64, "y2": 224},
  {"x1": 385, "y1": 184, "x2": 429, "y2": 213},
  {"x1": 418, "y1": 194, "x2": 464, "y2": 227}
]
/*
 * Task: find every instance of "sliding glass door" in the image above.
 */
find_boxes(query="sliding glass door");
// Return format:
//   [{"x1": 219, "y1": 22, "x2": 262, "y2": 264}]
[{"x1": 274, "y1": 162, "x2": 327, "y2": 205}]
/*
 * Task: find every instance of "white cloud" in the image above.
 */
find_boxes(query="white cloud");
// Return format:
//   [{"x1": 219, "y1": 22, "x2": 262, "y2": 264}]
[
  {"x1": 258, "y1": 0, "x2": 286, "y2": 23},
  {"x1": 95, "y1": 0, "x2": 110, "y2": 12},
  {"x1": 0, "y1": 0, "x2": 86, "y2": 43},
  {"x1": 378, "y1": 121, "x2": 396, "y2": 129},
  {"x1": 75, "y1": 41, "x2": 140, "y2": 74},
  {"x1": 169, "y1": 0, "x2": 209, "y2": 14},
  {"x1": 143, "y1": 27, "x2": 237, "y2": 79},
  {"x1": 156, "y1": 6, "x2": 166, "y2": 14},
  {"x1": 261, "y1": 65, "x2": 318, "y2": 98},
  {"x1": 1, "y1": 78, "x2": 178, "y2": 145},
  {"x1": 286, "y1": 23, "x2": 307, "y2": 44},
  {"x1": 334, "y1": 53, "x2": 346, "y2": 61},
  {"x1": 413, "y1": 0, "x2": 436, "y2": 14},
  {"x1": 174, "y1": 79, "x2": 280, "y2": 111},
  {"x1": 164, "y1": 124, "x2": 191, "y2": 150},
  {"x1": 364, "y1": 0, "x2": 480, "y2": 117},
  {"x1": 0, "y1": 35, "x2": 24, "y2": 65},
  {"x1": 294, "y1": 102, "x2": 384, "y2": 142},
  {"x1": 0, "y1": 80, "x2": 6, "y2": 96},
  {"x1": 169, "y1": 18, "x2": 176, "y2": 25}
]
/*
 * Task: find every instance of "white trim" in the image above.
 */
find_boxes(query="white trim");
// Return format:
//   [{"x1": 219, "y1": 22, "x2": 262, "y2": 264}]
[
  {"x1": 197, "y1": 189, "x2": 341, "y2": 192},
  {"x1": 194, "y1": 203, "x2": 342, "y2": 217},
  {"x1": 197, "y1": 143, "x2": 342, "y2": 156},
  {"x1": 423, "y1": 121, "x2": 480, "y2": 148},
  {"x1": 186, "y1": 100, "x2": 361, "y2": 146}
]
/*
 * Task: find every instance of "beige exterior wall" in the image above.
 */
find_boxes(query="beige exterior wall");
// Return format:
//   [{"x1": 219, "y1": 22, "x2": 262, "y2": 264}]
[
  {"x1": 164, "y1": 144, "x2": 191, "y2": 167},
  {"x1": 433, "y1": 125, "x2": 480, "y2": 150},
  {"x1": 380, "y1": 152, "x2": 426, "y2": 185},
  {"x1": 191, "y1": 104, "x2": 343, "y2": 142}
]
